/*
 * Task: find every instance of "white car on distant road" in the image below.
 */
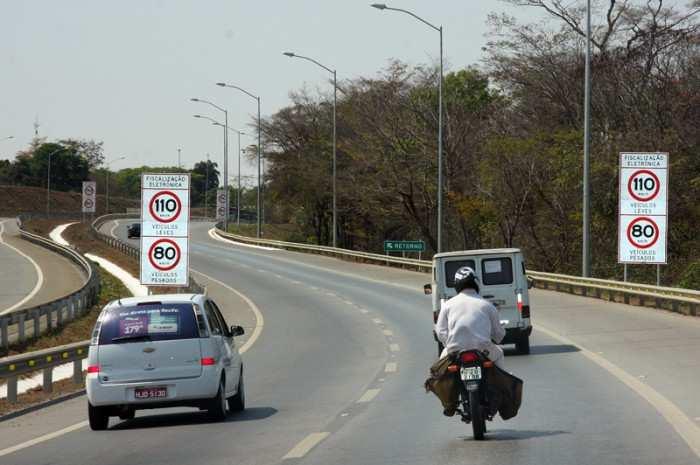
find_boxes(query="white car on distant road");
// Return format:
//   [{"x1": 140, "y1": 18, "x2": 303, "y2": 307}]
[{"x1": 86, "y1": 294, "x2": 245, "y2": 430}]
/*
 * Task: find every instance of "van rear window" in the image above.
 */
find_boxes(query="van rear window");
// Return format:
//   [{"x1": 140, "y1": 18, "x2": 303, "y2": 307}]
[
  {"x1": 445, "y1": 260, "x2": 476, "y2": 288},
  {"x1": 481, "y1": 258, "x2": 513, "y2": 285},
  {"x1": 98, "y1": 303, "x2": 199, "y2": 345}
]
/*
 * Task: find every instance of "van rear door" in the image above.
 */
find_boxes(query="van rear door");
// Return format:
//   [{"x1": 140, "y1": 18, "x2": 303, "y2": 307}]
[
  {"x1": 478, "y1": 255, "x2": 519, "y2": 327},
  {"x1": 96, "y1": 303, "x2": 202, "y2": 384}
]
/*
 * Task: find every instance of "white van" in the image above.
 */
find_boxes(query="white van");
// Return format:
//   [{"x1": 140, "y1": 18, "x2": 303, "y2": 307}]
[{"x1": 426, "y1": 248, "x2": 533, "y2": 354}]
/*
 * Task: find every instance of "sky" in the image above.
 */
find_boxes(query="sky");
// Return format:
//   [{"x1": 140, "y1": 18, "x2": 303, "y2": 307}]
[{"x1": 1, "y1": 1, "x2": 544, "y2": 180}]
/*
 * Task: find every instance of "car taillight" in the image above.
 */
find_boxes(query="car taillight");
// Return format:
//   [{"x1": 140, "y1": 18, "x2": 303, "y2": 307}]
[
  {"x1": 517, "y1": 292, "x2": 523, "y2": 312},
  {"x1": 521, "y1": 305, "x2": 531, "y2": 319},
  {"x1": 201, "y1": 357, "x2": 216, "y2": 366},
  {"x1": 460, "y1": 352, "x2": 478, "y2": 363},
  {"x1": 87, "y1": 365, "x2": 100, "y2": 374}
]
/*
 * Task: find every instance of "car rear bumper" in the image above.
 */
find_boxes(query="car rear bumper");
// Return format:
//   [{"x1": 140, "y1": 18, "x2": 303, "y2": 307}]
[
  {"x1": 501, "y1": 326, "x2": 532, "y2": 344},
  {"x1": 86, "y1": 373, "x2": 219, "y2": 407}
]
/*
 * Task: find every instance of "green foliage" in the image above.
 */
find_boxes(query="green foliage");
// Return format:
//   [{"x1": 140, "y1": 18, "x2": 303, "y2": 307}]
[{"x1": 679, "y1": 263, "x2": 700, "y2": 290}]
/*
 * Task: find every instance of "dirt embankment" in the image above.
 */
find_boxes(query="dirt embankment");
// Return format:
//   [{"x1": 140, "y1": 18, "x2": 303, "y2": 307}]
[{"x1": 0, "y1": 185, "x2": 138, "y2": 217}]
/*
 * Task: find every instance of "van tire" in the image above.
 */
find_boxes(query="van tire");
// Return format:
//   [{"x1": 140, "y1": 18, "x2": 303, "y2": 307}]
[
  {"x1": 516, "y1": 335, "x2": 530, "y2": 355},
  {"x1": 118, "y1": 408, "x2": 135, "y2": 420},
  {"x1": 228, "y1": 370, "x2": 245, "y2": 412},
  {"x1": 88, "y1": 402, "x2": 109, "y2": 431},
  {"x1": 208, "y1": 378, "x2": 228, "y2": 421}
]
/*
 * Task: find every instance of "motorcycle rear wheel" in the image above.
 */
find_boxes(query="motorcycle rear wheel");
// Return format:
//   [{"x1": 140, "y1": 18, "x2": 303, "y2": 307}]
[{"x1": 469, "y1": 390, "x2": 486, "y2": 440}]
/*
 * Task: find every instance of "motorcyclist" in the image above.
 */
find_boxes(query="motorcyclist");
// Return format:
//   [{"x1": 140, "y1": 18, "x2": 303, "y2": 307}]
[{"x1": 434, "y1": 266, "x2": 506, "y2": 367}]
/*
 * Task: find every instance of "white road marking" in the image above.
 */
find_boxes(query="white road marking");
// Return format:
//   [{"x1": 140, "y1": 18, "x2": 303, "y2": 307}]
[
  {"x1": 190, "y1": 269, "x2": 264, "y2": 355},
  {"x1": 385, "y1": 362, "x2": 398, "y2": 373},
  {"x1": 108, "y1": 220, "x2": 120, "y2": 239},
  {"x1": 389, "y1": 343, "x2": 400, "y2": 352},
  {"x1": 209, "y1": 228, "x2": 279, "y2": 251},
  {"x1": 383, "y1": 329, "x2": 393, "y2": 336},
  {"x1": 538, "y1": 324, "x2": 700, "y2": 459},
  {"x1": 325, "y1": 292, "x2": 336, "y2": 297},
  {"x1": 84, "y1": 253, "x2": 147, "y2": 297},
  {"x1": 359, "y1": 308, "x2": 369, "y2": 314},
  {"x1": 343, "y1": 299, "x2": 354, "y2": 305},
  {"x1": 49, "y1": 222, "x2": 78, "y2": 246},
  {"x1": 282, "y1": 432, "x2": 330, "y2": 460},
  {"x1": 372, "y1": 318, "x2": 382, "y2": 324},
  {"x1": 0, "y1": 421, "x2": 88, "y2": 458},
  {"x1": 0, "y1": 220, "x2": 45, "y2": 315},
  {"x1": 357, "y1": 388, "x2": 381, "y2": 403}
]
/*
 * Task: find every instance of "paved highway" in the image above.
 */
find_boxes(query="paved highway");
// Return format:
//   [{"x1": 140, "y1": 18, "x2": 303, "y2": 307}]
[
  {"x1": 0, "y1": 219, "x2": 85, "y2": 316},
  {"x1": 1, "y1": 220, "x2": 698, "y2": 465}
]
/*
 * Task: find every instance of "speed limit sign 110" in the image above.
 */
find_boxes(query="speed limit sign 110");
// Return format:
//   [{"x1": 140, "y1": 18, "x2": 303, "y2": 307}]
[
  {"x1": 140, "y1": 174, "x2": 190, "y2": 286},
  {"x1": 618, "y1": 153, "x2": 668, "y2": 264}
]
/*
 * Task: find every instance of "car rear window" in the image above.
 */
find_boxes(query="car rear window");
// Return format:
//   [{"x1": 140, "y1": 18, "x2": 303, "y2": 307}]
[
  {"x1": 481, "y1": 258, "x2": 513, "y2": 285},
  {"x1": 98, "y1": 303, "x2": 199, "y2": 345},
  {"x1": 444, "y1": 260, "x2": 476, "y2": 288}
]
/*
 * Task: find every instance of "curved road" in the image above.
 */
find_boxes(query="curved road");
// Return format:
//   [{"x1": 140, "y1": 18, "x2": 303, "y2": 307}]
[{"x1": 1, "y1": 221, "x2": 699, "y2": 465}]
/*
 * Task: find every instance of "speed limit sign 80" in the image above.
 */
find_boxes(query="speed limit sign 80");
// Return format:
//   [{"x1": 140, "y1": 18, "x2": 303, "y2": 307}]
[{"x1": 141, "y1": 236, "x2": 189, "y2": 285}]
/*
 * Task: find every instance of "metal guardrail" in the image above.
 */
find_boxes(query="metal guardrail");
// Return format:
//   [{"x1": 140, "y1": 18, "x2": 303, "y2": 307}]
[
  {"x1": 0, "y1": 229, "x2": 100, "y2": 355},
  {"x1": 211, "y1": 225, "x2": 699, "y2": 317},
  {"x1": 0, "y1": 340, "x2": 89, "y2": 403}
]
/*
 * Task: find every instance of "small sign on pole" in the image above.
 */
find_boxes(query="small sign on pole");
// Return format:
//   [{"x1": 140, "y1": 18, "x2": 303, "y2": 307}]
[
  {"x1": 82, "y1": 181, "x2": 96, "y2": 213},
  {"x1": 216, "y1": 188, "x2": 228, "y2": 221},
  {"x1": 618, "y1": 153, "x2": 668, "y2": 265},
  {"x1": 140, "y1": 174, "x2": 190, "y2": 287},
  {"x1": 384, "y1": 240, "x2": 426, "y2": 253}
]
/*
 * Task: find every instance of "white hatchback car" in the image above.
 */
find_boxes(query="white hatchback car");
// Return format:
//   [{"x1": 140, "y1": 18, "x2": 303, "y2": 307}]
[{"x1": 86, "y1": 294, "x2": 245, "y2": 430}]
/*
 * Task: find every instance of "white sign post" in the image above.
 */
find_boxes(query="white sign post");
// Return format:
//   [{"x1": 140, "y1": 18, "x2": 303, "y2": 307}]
[
  {"x1": 215, "y1": 188, "x2": 228, "y2": 221},
  {"x1": 618, "y1": 153, "x2": 669, "y2": 282},
  {"x1": 82, "y1": 181, "x2": 96, "y2": 214},
  {"x1": 140, "y1": 174, "x2": 190, "y2": 287}
]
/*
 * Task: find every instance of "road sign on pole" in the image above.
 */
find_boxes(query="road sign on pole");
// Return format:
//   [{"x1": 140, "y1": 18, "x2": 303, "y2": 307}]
[
  {"x1": 82, "y1": 181, "x2": 96, "y2": 213},
  {"x1": 140, "y1": 174, "x2": 190, "y2": 287},
  {"x1": 383, "y1": 240, "x2": 425, "y2": 253},
  {"x1": 618, "y1": 153, "x2": 668, "y2": 264},
  {"x1": 216, "y1": 188, "x2": 228, "y2": 222}
]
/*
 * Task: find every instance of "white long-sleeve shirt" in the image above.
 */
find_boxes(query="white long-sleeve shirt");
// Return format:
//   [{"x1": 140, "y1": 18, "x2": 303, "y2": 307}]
[{"x1": 435, "y1": 289, "x2": 505, "y2": 358}]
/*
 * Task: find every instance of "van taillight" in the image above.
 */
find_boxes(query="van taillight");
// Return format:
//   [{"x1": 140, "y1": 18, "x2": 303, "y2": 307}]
[
  {"x1": 517, "y1": 292, "x2": 523, "y2": 312},
  {"x1": 201, "y1": 357, "x2": 216, "y2": 366},
  {"x1": 521, "y1": 305, "x2": 531, "y2": 318},
  {"x1": 87, "y1": 365, "x2": 100, "y2": 374}
]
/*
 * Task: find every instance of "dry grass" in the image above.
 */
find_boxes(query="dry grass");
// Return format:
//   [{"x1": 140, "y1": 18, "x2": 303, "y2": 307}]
[{"x1": 0, "y1": 376, "x2": 86, "y2": 416}]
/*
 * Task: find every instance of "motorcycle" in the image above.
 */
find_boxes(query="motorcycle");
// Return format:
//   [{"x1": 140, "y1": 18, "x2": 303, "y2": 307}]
[{"x1": 446, "y1": 350, "x2": 497, "y2": 440}]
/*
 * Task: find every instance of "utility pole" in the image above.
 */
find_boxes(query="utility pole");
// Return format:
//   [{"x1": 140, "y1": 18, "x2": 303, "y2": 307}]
[
  {"x1": 178, "y1": 148, "x2": 182, "y2": 169},
  {"x1": 582, "y1": 0, "x2": 592, "y2": 277},
  {"x1": 205, "y1": 153, "x2": 210, "y2": 218}
]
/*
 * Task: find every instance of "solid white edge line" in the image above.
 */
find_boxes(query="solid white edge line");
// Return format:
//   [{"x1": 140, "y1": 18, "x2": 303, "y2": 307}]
[
  {"x1": 190, "y1": 269, "x2": 264, "y2": 355},
  {"x1": 538, "y1": 324, "x2": 700, "y2": 459},
  {"x1": 0, "y1": 421, "x2": 88, "y2": 458},
  {"x1": 282, "y1": 432, "x2": 330, "y2": 460},
  {"x1": 357, "y1": 388, "x2": 381, "y2": 403},
  {"x1": 208, "y1": 228, "x2": 279, "y2": 251},
  {"x1": 48, "y1": 223, "x2": 78, "y2": 247},
  {"x1": 0, "y1": 220, "x2": 45, "y2": 315}
]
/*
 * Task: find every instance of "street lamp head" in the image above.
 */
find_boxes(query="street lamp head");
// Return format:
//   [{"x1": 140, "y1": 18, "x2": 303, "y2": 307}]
[
  {"x1": 190, "y1": 98, "x2": 200, "y2": 102},
  {"x1": 283, "y1": 52, "x2": 295, "y2": 57},
  {"x1": 371, "y1": 3, "x2": 387, "y2": 10},
  {"x1": 193, "y1": 114, "x2": 202, "y2": 118},
  {"x1": 215, "y1": 82, "x2": 226, "y2": 87}
]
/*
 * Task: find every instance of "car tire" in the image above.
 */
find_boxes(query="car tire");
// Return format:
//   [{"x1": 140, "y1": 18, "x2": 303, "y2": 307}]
[
  {"x1": 515, "y1": 334, "x2": 530, "y2": 355},
  {"x1": 208, "y1": 378, "x2": 228, "y2": 421},
  {"x1": 88, "y1": 402, "x2": 109, "y2": 431},
  {"x1": 228, "y1": 370, "x2": 245, "y2": 412},
  {"x1": 118, "y1": 408, "x2": 135, "y2": 421}
]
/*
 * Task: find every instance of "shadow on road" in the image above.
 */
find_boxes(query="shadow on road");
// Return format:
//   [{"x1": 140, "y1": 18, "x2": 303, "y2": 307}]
[
  {"x1": 459, "y1": 429, "x2": 569, "y2": 441},
  {"x1": 505, "y1": 344, "x2": 580, "y2": 357},
  {"x1": 110, "y1": 406, "x2": 278, "y2": 430}
]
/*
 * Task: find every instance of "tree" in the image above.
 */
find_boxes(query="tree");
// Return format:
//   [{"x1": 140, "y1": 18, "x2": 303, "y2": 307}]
[
  {"x1": 58, "y1": 139, "x2": 105, "y2": 169},
  {"x1": 29, "y1": 143, "x2": 90, "y2": 192},
  {"x1": 191, "y1": 159, "x2": 220, "y2": 207}
]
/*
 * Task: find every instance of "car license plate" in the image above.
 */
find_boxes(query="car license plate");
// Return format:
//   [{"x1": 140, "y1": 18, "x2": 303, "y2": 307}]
[
  {"x1": 460, "y1": 366, "x2": 482, "y2": 381},
  {"x1": 134, "y1": 387, "x2": 167, "y2": 399}
]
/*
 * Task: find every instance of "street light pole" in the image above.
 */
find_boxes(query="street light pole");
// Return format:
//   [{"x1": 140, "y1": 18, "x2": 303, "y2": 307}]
[
  {"x1": 282, "y1": 52, "x2": 338, "y2": 248},
  {"x1": 215, "y1": 83, "x2": 262, "y2": 238},
  {"x1": 46, "y1": 147, "x2": 64, "y2": 217},
  {"x1": 371, "y1": 3, "x2": 444, "y2": 253},
  {"x1": 177, "y1": 148, "x2": 182, "y2": 169},
  {"x1": 582, "y1": 0, "x2": 592, "y2": 277},
  {"x1": 104, "y1": 156, "x2": 126, "y2": 214},
  {"x1": 205, "y1": 153, "x2": 209, "y2": 218},
  {"x1": 191, "y1": 98, "x2": 229, "y2": 231}
]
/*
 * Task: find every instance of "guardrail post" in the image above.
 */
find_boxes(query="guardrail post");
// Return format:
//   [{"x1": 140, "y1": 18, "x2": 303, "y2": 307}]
[
  {"x1": 57, "y1": 301, "x2": 64, "y2": 327},
  {"x1": 17, "y1": 313, "x2": 26, "y2": 343},
  {"x1": 31, "y1": 309, "x2": 40, "y2": 339},
  {"x1": 1, "y1": 318, "x2": 8, "y2": 352},
  {"x1": 7, "y1": 376, "x2": 18, "y2": 403},
  {"x1": 73, "y1": 359, "x2": 83, "y2": 384},
  {"x1": 43, "y1": 366, "x2": 53, "y2": 393}
]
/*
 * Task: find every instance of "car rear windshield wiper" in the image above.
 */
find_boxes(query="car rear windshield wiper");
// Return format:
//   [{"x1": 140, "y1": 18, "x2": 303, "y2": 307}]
[{"x1": 112, "y1": 334, "x2": 152, "y2": 343}]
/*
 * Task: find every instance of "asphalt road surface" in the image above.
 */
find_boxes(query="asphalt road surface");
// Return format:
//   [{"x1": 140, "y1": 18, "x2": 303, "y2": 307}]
[{"x1": 1, "y1": 220, "x2": 698, "y2": 465}]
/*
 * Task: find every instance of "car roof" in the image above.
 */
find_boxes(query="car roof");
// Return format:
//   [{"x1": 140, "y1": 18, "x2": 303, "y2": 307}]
[
  {"x1": 107, "y1": 293, "x2": 203, "y2": 308},
  {"x1": 433, "y1": 248, "x2": 521, "y2": 259}
]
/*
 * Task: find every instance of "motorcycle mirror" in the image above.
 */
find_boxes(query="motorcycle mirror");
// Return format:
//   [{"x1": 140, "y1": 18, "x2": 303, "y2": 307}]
[{"x1": 423, "y1": 284, "x2": 432, "y2": 295}]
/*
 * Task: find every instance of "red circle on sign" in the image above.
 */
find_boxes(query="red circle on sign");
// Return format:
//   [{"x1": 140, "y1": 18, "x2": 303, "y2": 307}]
[
  {"x1": 148, "y1": 191, "x2": 182, "y2": 224},
  {"x1": 148, "y1": 238, "x2": 181, "y2": 271},
  {"x1": 627, "y1": 169, "x2": 660, "y2": 202},
  {"x1": 626, "y1": 217, "x2": 660, "y2": 249}
]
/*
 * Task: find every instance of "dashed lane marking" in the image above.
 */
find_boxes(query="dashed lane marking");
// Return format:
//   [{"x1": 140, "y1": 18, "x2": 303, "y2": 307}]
[
  {"x1": 282, "y1": 432, "x2": 330, "y2": 460},
  {"x1": 385, "y1": 362, "x2": 397, "y2": 373},
  {"x1": 372, "y1": 318, "x2": 382, "y2": 324},
  {"x1": 383, "y1": 329, "x2": 393, "y2": 336},
  {"x1": 389, "y1": 343, "x2": 400, "y2": 352},
  {"x1": 357, "y1": 388, "x2": 381, "y2": 403}
]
